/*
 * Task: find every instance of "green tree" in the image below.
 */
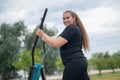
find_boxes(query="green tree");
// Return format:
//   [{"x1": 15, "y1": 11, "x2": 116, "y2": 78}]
[
  {"x1": 13, "y1": 49, "x2": 43, "y2": 78},
  {"x1": 43, "y1": 25, "x2": 59, "y2": 75},
  {"x1": 90, "y1": 52, "x2": 104, "y2": 75},
  {"x1": 112, "y1": 50, "x2": 120, "y2": 68},
  {"x1": 0, "y1": 21, "x2": 26, "y2": 80},
  {"x1": 107, "y1": 57, "x2": 116, "y2": 73},
  {"x1": 24, "y1": 24, "x2": 59, "y2": 75},
  {"x1": 103, "y1": 51, "x2": 110, "y2": 69},
  {"x1": 55, "y1": 56, "x2": 64, "y2": 74}
]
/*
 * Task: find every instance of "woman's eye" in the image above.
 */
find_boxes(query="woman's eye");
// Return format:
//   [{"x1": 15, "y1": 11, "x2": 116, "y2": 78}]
[
  {"x1": 66, "y1": 17, "x2": 70, "y2": 19},
  {"x1": 63, "y1": 18, "x2": 65, "y2": 20},
  {"x1": 63, "y1": 17, "x2": 70, "y2": 20}
]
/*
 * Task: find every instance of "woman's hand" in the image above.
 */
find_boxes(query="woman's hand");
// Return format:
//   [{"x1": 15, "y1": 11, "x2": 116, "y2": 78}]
[{"x1": 36, "y1": 29, "x2": 44, "y2": 37}]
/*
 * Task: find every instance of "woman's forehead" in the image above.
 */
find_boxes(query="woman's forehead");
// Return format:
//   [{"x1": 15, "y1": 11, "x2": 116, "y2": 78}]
[{"x1": 63, "y1": 12, "x2": 71, "y2": 16}]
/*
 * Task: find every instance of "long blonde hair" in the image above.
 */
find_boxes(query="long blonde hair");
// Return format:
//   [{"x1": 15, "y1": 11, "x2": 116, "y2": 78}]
[{"x1": 63, "y1": 10, "x2": 89, "y2": 51}]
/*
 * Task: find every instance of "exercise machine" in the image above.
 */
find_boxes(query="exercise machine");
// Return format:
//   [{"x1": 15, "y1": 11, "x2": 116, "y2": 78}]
[{"x1": 28, "y1": 8, "x2": 48, "y2": 80}]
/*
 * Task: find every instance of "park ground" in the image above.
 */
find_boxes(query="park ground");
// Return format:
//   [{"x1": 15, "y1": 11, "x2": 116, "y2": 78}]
[
  {"x1": 11, "y1": 69, "x2": 120, "y2": 80},
  {"x1": 46, "y1": 69, "x2": 120, "y2": 80}
]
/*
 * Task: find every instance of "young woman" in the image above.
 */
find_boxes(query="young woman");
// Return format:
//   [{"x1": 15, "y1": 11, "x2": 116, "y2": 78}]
[{"x1": 36, "y1": 10, "x2": 90, "y2": 80}]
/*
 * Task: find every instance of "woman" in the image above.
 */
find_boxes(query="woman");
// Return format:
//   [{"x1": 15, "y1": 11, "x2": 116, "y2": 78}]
[{"x1": 36, "y1": 10, "x2": 90, "y2": 80}]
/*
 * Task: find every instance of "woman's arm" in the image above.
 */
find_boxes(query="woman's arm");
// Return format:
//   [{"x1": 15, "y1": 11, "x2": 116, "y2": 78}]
[{"x1": 36, "y1": 29, "x2": 68, "y2": 48}]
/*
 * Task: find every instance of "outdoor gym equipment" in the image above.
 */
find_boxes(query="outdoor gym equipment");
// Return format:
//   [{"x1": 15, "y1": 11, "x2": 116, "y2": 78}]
[{"x1": 28, "y1": 8, "x2": 48, "y2": 80}]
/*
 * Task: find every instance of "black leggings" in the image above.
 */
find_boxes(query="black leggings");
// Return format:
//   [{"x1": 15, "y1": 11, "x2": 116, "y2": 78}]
[{"x1": 62, "y1": 58, "x2": 90, "y2": 80}]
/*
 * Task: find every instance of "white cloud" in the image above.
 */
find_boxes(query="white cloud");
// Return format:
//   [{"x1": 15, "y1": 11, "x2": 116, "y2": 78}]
[
  {"x1": 0, "y1": 9, "x2": 26, "y2": 24},
  {"x1": 75, "y1": 6, "x2": 120, "y2": 58},
  {"x1": 0, "y1": 0, "x2": 120, "y2": 59},
  {"x1": 79, "y1": 7, "x2": 120, "y2": 35}
]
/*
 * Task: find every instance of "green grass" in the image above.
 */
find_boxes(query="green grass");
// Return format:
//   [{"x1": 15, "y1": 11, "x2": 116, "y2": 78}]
[
  {"x1": 90, "y1": 72, "x2": 120, "y2": 80},
  {"x1": 56, "y1": 72, "x2": 120, "y2": 80}
]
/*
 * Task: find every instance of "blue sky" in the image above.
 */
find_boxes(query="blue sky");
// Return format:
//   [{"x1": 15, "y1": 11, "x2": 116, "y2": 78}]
[{"x1": 0, "y1": 0, "x2": 120, "y2": 58}]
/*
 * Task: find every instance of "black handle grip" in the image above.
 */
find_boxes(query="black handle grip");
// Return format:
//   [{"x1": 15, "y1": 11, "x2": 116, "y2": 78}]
[
  {"x1": 39, "y1": 8, "x2": 48, "y2": 29},
  {"x1": 31, "y1": 8, "x2": 48, "y2": 66}
]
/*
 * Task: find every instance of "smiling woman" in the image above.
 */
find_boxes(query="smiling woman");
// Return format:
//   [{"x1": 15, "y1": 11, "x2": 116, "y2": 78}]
[
  {"x1": 36, "y1": 10, "x2": 90, "y2": 80},
  {"x1": 0, "y1": 0, "x2": 120, "y2": 79}
]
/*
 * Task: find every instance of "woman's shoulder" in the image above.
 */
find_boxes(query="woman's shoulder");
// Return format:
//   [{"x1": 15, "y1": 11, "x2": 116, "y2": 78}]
[
  {"x1": 67, "y1": 25, "x2": 78, "y2": 29},
  {"x1": 68, "y1": 25, "x2": 80, "y2": 31}
]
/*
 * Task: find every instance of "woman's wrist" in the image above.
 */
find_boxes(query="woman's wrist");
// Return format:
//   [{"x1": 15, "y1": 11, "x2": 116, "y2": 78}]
[
  {"x1": 41, "y1": 33, "x2": 46, "y2": 41},
  {"x1": 41, "y1": 33, "x2": 45, "y2": 38}
]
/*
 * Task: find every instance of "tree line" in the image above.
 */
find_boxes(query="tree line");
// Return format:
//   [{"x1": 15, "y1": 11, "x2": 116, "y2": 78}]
[
  {"x1": 0, "y1": 21, "x2": 59, "y2": 80},
  {"x1": 0, "y1": 21, "x2": 120, "y2": 80},
  {"x1": 89, "y1": 51, "x2": 120, "y2": 75}
]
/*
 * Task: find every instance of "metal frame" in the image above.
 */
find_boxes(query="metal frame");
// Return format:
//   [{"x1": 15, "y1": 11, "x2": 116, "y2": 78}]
[{"x1": 28, "y1": 8, "x2": 48, "y2": 80}]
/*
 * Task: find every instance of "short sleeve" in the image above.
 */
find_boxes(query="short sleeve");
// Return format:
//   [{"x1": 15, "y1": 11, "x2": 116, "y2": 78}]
[{"x1": 59, "y1": 26, "x2": 77, "y2": 41}]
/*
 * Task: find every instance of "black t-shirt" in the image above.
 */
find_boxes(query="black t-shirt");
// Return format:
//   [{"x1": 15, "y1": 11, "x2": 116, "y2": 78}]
[{"x1": 59, "y1": 25, "x2": 85, "y2": 65}]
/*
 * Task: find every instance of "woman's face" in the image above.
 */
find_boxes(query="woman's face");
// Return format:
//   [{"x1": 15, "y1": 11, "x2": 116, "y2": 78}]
[{"x1": 63, "y1": 12, "x2": 75, "y2": 27}]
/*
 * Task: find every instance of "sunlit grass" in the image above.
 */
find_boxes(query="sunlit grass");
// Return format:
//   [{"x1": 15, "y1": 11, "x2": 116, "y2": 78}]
[{"x1": 90, "y1": 72, "x2": 120, "y2": 80}]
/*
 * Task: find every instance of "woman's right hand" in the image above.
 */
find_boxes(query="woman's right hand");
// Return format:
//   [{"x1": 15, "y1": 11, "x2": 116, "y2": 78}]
[{"x1": 36, "y1": 29, "x2": 45, "y2": 37}]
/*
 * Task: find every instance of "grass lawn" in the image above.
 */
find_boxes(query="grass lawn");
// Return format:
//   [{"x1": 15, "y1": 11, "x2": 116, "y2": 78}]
[
  {"x1": 56, "y1": 72, "x2": 120, "y2": 80},
  {"x1": 90, "y1": 72, "x2": 120, "y2": 80}
]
